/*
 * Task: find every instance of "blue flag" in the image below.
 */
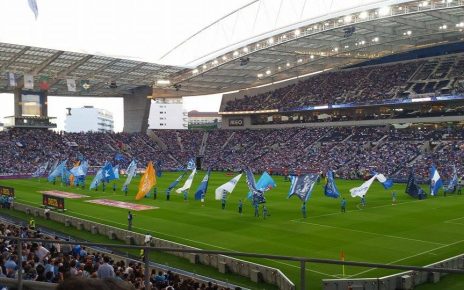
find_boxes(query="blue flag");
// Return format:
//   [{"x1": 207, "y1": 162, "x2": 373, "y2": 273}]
[
  {"x1": 430, "y1": 165, "x2": 443, "y2": 196},
  {"x1": 90, "y1": 162, "x2": 114, "y2": 189},
  {"x1": 244, "y1": 168, "x2": 266, "y2": 204},
  {"x1": 373, "y1": 172, "x2": 394, "y2": 189},
  {"x1": 48, "y1": 160, "x2": 59, "y2": 176},
  {"x1": 194, "y1": 169, "x2": 211, "y2": 200},
  {"x1": 70, "y1": 160, "x2": 88, "y2": 177},
  {"x1": 61, "y1": 167, "x2": 71, "y2": 185},
  {"x1": 32, "y1": 162, "x2": 49, "y2": 178},
  {"x1": 288, "y1": 174, "x2": 318, "y2": 202},
  {"x1": 324, "y1": 170, "x2": 340, "y2": 198},
  {"x1": 446, "y1": 165, "x2": 458, "y2": 193},
  {"x1": 103, "y1": 162, "x2": 116, "y2": 181},
  {"x1": 405, "y1": 170, "x2": 426, "y2": 199},
  {"x1": 90, "y1": 169, "x2": 103, "y2": 190},
  {"x1": 48, "y1": 160, "x2": 67, "y2": 182},
  {"x1": 28, "y1": 0, "x2": 39, "y2": 19},
  {"x1": 122, "y1": 160, "x2": 137, "y2": 189},
  {"x1": 166, "y1": 171, "x2": 186, "y2": 194},
  {"x1": 113, "y1": 165, "x2": 120, "y2": 179},
  {"x1": 114, "y1": 153, "x2": 125, "y2": 162},
  {"x1": 247, "y1": 171, "x2": 276, "y2": 200}
]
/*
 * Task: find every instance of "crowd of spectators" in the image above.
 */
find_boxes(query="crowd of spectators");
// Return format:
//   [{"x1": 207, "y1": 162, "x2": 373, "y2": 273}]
[
  {"x1": 1, "y1": 125, "x2": 463, "y2": 181},
  {"x1": 223, "y1": 61, "x2": 423, "y2": 112},
  {"x1": 0, "y1": 222, "x2": 240, "y2": 290},
  {"x1": 0, "y1": 129, "x2": 181, "y2": 175},
  {"x1": 157, "y1": 130, "x2": 204, "y2": 166},
  {"x1": 223, "y1": 54, "x2": 464, "y2": 113}
]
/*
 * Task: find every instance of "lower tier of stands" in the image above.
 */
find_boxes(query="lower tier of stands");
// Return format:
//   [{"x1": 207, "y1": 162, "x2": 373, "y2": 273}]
[{"x1": 1, "y1": 125, "x2": 463, "y2": 180}]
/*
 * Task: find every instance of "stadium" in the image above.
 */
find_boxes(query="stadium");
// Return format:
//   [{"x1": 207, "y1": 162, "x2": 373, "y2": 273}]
[{"x1": 0, "y1": 0, "x2": 463, "y2": 290}]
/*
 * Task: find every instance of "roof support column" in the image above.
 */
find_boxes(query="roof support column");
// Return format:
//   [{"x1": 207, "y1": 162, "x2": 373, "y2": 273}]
[{"x1": 123, "y1": 86, "x2": 152, "y2": 133}]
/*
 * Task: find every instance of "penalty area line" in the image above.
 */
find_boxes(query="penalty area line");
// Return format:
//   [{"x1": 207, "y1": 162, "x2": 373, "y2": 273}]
[
  {"x1": 290, "y1": 199, "x2": 427, "y2": 222},
  {"x1": 290, "y1": 220, "x2": 445, "y2": 246},
  {"x1": 444, "y1": 216, "x2": 464, "y2": 225},
  {"x1": 348, "y1": 238, "x2": 464, "y2": 278}
]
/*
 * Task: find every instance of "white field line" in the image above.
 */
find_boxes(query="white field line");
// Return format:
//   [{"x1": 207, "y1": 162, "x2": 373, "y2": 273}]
[
  {"x1": 348, "y1": 239, "x2": 464, "y2": 278},
  {"x1": 265, "y1": 259, "x2": 340, "y2": 278},
  {"x1": 34, "y1": 208, "x2": 339, "y2": 278},
  {"x1": 444, "y1": 216, "x2": 464, "y2": 225},
  {"x1": 72, "y1": 213, "x2": 335, "y2": 277},
  {"x1": 291, "y1": 220, "x2": 445, "y2": 246},
  {"x1": 291, "y1": 199, "x2": 427, "y2": 221}
]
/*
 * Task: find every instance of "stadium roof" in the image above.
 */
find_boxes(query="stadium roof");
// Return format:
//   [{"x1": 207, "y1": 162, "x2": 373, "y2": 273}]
[
  {"x1": 0, "y1": 0, "x2": 463, "y2": 98},
  {"x1": 167, "y1": 0, "x2": 464, "y2": 96},
  {"x1": 0, "y1": 42, "x2": 184, "y2": 97}
]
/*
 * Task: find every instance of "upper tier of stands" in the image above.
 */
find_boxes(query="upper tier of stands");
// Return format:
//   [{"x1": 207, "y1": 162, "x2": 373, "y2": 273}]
[
  {"x1": 222, "y1": 54, "x2": 464, "y2": 112},
  {"x1": 1, "y1": 126, "x2": 463, "y2": 181}
]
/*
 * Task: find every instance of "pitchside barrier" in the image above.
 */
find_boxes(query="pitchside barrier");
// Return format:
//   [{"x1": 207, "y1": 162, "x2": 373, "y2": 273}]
[
  {"x1": 322, "y1": 254, "x2": 464, "y2": 290},
  {"x1": 0, "y1": 215, "x2": 248, "y2": 290},
  {"x1": 10, "y1": 203, "x2": 464, "y2": 290},
  {"x1": 12, "y1": 202, "x2": 295, "y2": 290}
]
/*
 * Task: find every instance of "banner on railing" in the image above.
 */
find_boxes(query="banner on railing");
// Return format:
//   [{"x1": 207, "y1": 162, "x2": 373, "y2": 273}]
[
  {"x1": 0, "y1": 186, "x2": 15, "y2": 197},
  {"x1": 42, "y1": 194, "x2": 65, "y2": 210}
]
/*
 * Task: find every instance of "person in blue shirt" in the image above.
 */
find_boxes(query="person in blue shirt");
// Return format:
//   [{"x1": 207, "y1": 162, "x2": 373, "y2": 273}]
[
  {"x1": 128, "y1": 211, "x2": 133, "y2": 230},
  {"x1": 238, "y1": 200, "x2": 243, "y2": 215},
  {"x1": 166, "y1": 190, "x2": 170, "y2": 201},
  {"x1": 341, "y1": 197, "x2": 346, "y2": 213},
  {"x1": 221, "y1": 194, "x2": 226, "y2": 210},
  {"x1": 123, "y1": 185, "x2": 128, "y2": 196},
  {"x1": 301, "y1": 202, "x2": 307, "y2": 219},
  {"x1": 361, "y1": 195, "x2": 366, "y2": 207},
  {"x1": 254, "y1": 202, "x2": 259, "y2": 217},
  {"x1": 183, "y1": 190, "x2": 188, "y2": 201},
  {"x1": 263, "y1": 206, "x2": 268, "y2": 219}
]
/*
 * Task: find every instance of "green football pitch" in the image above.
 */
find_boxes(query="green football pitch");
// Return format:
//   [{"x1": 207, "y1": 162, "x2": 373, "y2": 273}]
[{"x1": 1, "y1": 171, "x2": 464, "y2": 290}]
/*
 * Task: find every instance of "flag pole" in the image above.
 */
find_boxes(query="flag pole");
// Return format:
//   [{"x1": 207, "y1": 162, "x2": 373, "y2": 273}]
[{"x1": 340, "y1": 250, "x2": 345, "y2": 277}]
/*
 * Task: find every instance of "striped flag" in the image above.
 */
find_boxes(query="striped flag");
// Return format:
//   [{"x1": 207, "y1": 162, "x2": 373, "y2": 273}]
[
  {"x1": 215, "y1": 174, "x2": 242, "y2": 200},
  {"x1": 176, "y1": 169, "x2": 197, "y2": 193},
  {"x1": 67, "y1": 79, "x2": 77, "y2": 92},
  {"x1": 8, "y1": 73, "x2": 16, "y2": 87},
  {"x1": 28, "y1": 0, "x2": 39, "y2": 19},
  {"x1": 194, "y1": 169, "x2": 211, "y2": 200}
]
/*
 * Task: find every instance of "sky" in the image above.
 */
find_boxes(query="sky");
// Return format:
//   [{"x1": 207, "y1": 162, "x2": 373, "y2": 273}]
[
  {"x1": 0, "y1": 0, "x2": 389, "y2": 131},
  {"x1": 0, "y1": 93, "x2": 222, "y2": 132},
  {"x1": 0, "y1": 0, "x2": 247, "y2": 131}
]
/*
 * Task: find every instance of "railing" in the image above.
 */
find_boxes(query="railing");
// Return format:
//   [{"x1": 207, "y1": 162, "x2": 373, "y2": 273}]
[{"x1": 3, "y1": 236, "x2": 464, "y2": 290}]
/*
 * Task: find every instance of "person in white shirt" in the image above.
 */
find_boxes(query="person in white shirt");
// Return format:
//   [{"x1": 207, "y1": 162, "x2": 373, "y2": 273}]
[{"x1": 144, "y1": 233, "x2": 152, "y2": 245}]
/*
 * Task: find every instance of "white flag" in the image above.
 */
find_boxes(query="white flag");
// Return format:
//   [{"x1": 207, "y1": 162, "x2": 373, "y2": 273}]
[
  {"x1": 67, "y1": 79, "x2": 77, "y2": 92},
  {"x1": 350, "y1": 175, "x2": 377, "y2": 198},
  {"x1": 176, "y1": 168, "x2": 196, "y2": 193},
  {"x1": 24, "y1": 74, "x2": 34, "y2": 89},
  {"x1": 8, "y1": 73, "x2": 16, "y2": 87},
  {"x1": 215, "y1": 174, "x2": 242, "y2": 200}
]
